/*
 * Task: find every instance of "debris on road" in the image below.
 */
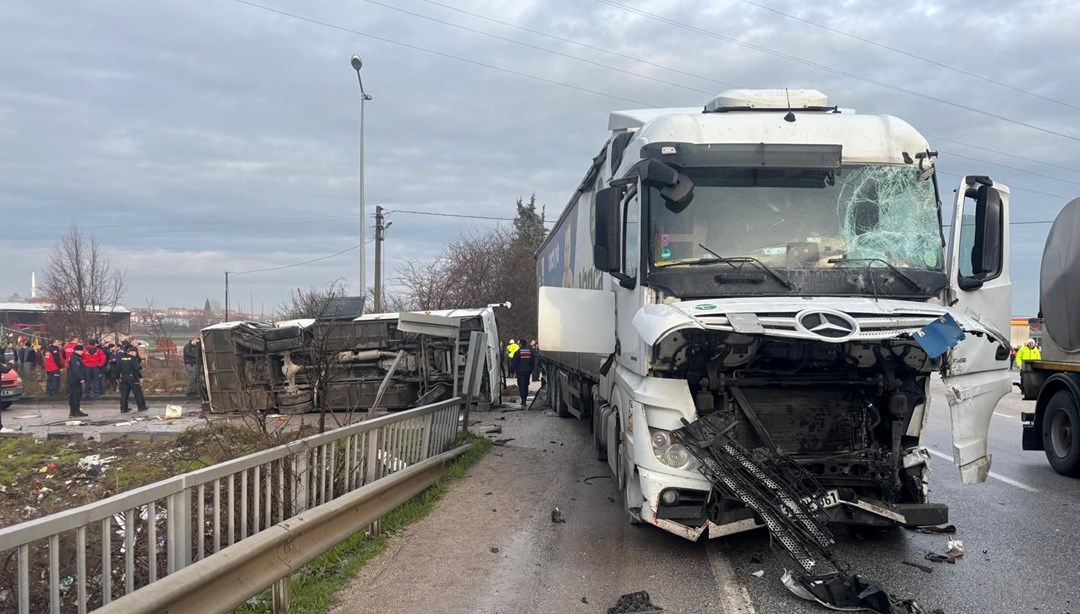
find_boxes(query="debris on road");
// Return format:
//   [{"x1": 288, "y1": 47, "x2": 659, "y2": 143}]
[
  {"x1": 923, "y1": 552, "x2": 955, "y2": 565},
  {"x1": 674, "y1": 412, "x2": 930, "y2": 614},
  {"x1": 551, "y1": 507, "x2": 566, "y2": 524},
  {"x1": 476, "y1": 425, "x2": 503, "y2": 434},
  {"x1": 906, "y1": 524, "x2": 957, "y2": 534},
  {"x1": 582, "y1": 475, "x2": 610, "y2": 485},
  {"x1": 607, "y1": 591, "x2": 663, "y2": 614},
  {"x1": 490, "y1": 547, "x2": 500, "y2": 554},
  {"x1": 14, "y1": 413, "x2": 40, "y2": 419},
  {"x1": 581, "y1": 596, "x2": 589, "y2": 604},
  {"x1": 945, "y1": 539, "x2": 964, "y2": 561},
  {"x1": 491, "y1": 438, "x2": 515, "y2": 446},
  {"x1": 901, "y1": 561, "x2": 934, "y2": 574},
  {"x1": 750, "y1": 570, "x2": 765, "y2": 578}
]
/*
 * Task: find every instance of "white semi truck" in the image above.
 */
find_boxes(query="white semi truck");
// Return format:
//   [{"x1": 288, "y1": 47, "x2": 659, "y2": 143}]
[
  {"x1": 1021, "y1": 198, "x2": 1080, "y2": 477},
  {"x1": 537, "y1": 89, "x2": 1014, "y2": 540}
]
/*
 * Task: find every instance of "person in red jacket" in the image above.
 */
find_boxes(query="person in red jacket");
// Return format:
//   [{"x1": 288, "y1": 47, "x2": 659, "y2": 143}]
[
  {"x1": 62, "y1": 337, "x2": 81, "y2": 367},
  {"x1": 43, "y1": 339, "x2": 63, "y2": 397},
  {"x1": 85, "y1": 339, "x2": 109, "y2": 397}
]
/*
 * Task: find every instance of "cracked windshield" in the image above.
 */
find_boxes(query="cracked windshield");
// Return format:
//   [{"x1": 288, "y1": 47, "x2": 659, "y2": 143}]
[{"x1": 650, "y1": 164, "x2": 942, "y2": 271}]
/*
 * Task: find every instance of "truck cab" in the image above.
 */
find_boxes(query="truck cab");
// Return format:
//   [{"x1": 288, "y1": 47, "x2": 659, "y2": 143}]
[{"x1": 538, "y1": 89, "x2": 1014, "y2": 539}]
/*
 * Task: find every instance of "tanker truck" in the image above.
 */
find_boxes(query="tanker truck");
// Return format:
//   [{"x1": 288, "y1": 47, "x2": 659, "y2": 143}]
[
  {"x1": 1021, "y1": 198, "x2": 1080, "y2": 477},
  {"x1": 536, "y1": 89, "x2": 1013, "y2": 540}
]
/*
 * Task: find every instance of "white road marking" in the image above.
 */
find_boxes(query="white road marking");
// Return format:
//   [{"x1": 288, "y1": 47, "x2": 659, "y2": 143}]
[
  {"x1": 706, "y1": 545, "x2": 757, "y2": 614},
  {"x1": 993, "y1": 412, "x2": 1013, "y2": 419},
  {"x1": 926, "y1": 448, "x2": 1040, "y2": 493}
]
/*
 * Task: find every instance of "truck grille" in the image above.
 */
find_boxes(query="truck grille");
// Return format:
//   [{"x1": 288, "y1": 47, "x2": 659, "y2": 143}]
[{"x1": 696, "y1": 312, "x2": 937, "y2": 341}]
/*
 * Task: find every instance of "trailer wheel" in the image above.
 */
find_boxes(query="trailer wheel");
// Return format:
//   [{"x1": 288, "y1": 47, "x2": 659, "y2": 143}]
[
  {"x1": 1042, "y1": 390, "x2": 1080, "y2": 477},
  {"x1": 553, "y1": 376, "x2": 572, "y2": 418},
  {"x1": 592, "y1": 404, "x2": 607, "y2": 460}
]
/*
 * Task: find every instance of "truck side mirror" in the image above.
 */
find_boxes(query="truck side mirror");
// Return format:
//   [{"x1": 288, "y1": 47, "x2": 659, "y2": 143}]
[
  {"x1": 972, "y1": 182, "x2": 1002, "y2": 278},
  {"x1": 594, "y1": 186, "x2": 621, "y2": 273}
]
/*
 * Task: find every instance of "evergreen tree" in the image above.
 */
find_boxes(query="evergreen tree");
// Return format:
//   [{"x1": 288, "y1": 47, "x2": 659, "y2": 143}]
[{"x1": 513, "y1": 194, "x2": 547, "y2": 247}]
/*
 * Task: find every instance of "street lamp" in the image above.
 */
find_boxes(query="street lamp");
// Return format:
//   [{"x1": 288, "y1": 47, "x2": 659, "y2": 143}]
[{"x1": 351, "y1": 54, "x2": 373, "y2": 309}]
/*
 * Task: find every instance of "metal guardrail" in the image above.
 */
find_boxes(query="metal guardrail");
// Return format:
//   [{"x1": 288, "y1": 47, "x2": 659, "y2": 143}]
[{"x1": 0, "y1": 397, "x2": 465, "y2": 614}]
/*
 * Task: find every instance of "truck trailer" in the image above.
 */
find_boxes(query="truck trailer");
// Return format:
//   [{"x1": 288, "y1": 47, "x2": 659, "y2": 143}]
[
  {"x1": 1021, "y1": 198, "x2": 1080, "y2": 477},
  {"x1": 536, "y1": 89, "x2": 1014, "y2": 540}
]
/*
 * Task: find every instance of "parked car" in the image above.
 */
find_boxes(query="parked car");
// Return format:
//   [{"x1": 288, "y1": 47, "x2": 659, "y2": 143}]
[{"x1": 1, "y1": 368, "x2": 24, "y2": 409}]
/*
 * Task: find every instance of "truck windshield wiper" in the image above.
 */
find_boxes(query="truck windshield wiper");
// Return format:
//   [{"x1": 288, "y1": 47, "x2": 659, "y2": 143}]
[
  {"x1": 697, "y1": 244, "x2": 796, "y2": 290},
  {"x1": 827, "y1": 257, "x2": 927, "y2": 293}
]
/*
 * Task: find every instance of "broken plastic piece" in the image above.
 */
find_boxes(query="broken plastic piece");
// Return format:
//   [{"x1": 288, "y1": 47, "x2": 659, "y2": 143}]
[
  {"x1": 901, "y1": 561, "x2": 933, "y2": 574},
  {"x1": 607, "y1": 591, "x2": 663, "y2": 614},
  {"x1": 906, "y1": 524, "x2": 956, "y2": 534},
  {"x1": 923, "y1": 552, "x2": 955, "y2": 565},
  {"x1": 945, "y1": 539, "x2": 964, "y2": 560},
  {"x1": 782, "y1": 569, "x2": 928, "y2": 614},
  {"x1": 751, "y1": 570, "x2": 765, "y2": 578},
  {"x1": 912, "y1": 314, "x2": 965, "y2": 359}
]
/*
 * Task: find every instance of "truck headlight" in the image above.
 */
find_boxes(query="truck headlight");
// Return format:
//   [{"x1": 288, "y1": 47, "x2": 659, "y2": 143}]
[{"x1": 649, "y1": 428, "x2": 699, "y2": 471}]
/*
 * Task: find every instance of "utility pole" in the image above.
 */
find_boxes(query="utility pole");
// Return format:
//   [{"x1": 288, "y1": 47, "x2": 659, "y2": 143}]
[
  {"x1": 224, "y1": 271, "x2": 230, "y2": 323},
  {"x1": 374, "y1": 205, "x2": 385, "y2": 313}
]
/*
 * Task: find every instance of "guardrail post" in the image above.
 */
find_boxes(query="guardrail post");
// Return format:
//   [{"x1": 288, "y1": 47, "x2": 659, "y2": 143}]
[
  {"x1": 295, "y1": 452, "x2": 310, "y2": 515},
  {"x1": 421, "y1": 413, "x2": 433, "y2": 459},
  {"x1": 272, "y1": 575, "x2": 292, "y2": 613},
  {"x1": 167, "y1": 490, "x2": 192, "y2": 573}
]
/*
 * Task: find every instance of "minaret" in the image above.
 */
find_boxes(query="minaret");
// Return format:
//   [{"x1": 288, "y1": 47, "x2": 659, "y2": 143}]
[{"x1": 31, "y1": 272, "x2": 36, "y2": 300}]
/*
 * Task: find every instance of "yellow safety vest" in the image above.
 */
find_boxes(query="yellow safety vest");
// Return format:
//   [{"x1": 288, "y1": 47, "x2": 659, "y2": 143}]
[
  {"x1": 507, "y1": 343, "x2": 519, "y2": 358},
  {"x1": 1015, "y1": 345, "x2": 1041, "y2": 368}
]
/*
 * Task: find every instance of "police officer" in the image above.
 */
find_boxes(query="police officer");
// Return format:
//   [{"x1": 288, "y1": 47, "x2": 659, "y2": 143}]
[
  {"x1": 508, "y1": 342, "x2": 535, "y2": 407},
  {"x1": 67, "y1": 345, "x2": 88, "y2": 418},
  {"x1": 118, "y1": 346, "x2": 148, "y2": 413}
]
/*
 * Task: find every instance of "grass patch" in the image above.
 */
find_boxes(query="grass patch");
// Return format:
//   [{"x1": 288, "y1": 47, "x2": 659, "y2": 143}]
[{"x1": 234, "y1": 437, "x2": 492, "y2": 614}]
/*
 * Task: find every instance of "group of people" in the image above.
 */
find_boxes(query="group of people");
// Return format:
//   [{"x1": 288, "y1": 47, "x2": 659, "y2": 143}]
[
  {"x1": 505, "y1": 338, "x2": 539, "y2": 406},
  {"x1": 28, "y1": 336, "x2": 148, "y2": 418}
]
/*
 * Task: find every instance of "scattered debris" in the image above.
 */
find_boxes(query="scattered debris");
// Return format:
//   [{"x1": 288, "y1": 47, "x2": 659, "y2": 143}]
[
  {"x1": 551, "y1": 507, "x2": 566, "y2": 524},
  {"x1": 606, "y1": 496, "x2": 616, "y2": 503},
  {"x1": 582, "y1": 475, "x2": 611, "y2": 485},
  {"x1": 581, "y1": 596, "x2": 589, "y2": 604},
  {"x1": 165, "y1": 404, "x2": 183, "y2": 419},
  {"x1": 77, "y1": 454, "x2": 119, "y2": 476},
  {"x1": 607, "y1": 591, "x2": 663, "y2": 614},
  {"x1": 782, "y1": 570, "x2": 927, "y2": 614},
  {"x1": 484, "y1": 491, "x2": 493, "y2": 496},
  {"x1": 675, "y1": 412, "x2": 929, "y2": 614},
  {"x1": 114, "y1": 422, "x2": 131, "y2": 427},
  {"x1": 923, "y1": 552, "x2": 955, "y2": 565},
  {"x1": 750, "y1": 570, "x2": 765, "y2": 578},
  {"x1": 64, "y1": 420, "x2": 84, "y2": 426},
  {"x1": 945, "y1": 539, "x2": 964, "y2": 561},
  {"x1": 490, "y1": 547, "x2": 500, "y2": 554},
  {"x1": 906, "y1": 524, "x2": 957, "y2": 534},
  {"x1": 14, "y1": 413, "x2": 40, "y2": 419},
  {"x1": 476, "y1": 425, "x2": 503, "y2": 434},
  {"x1": 491, "y1": 438, "x2": 515, "y2": 446},
  {"x1": 901, "y1": 561, "x2": 933, "y2": 574}
]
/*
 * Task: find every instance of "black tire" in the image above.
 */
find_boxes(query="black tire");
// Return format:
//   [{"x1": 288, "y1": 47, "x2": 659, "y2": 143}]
[
  {"x1": 276, "y1": 390, "x2": 314, "y2": 415},
  {"x1": 615, "y1": 433, "x2": 643, "y2": 524},
  {"x1": 0, "y1": 401, "x2": 11, "y2": 410},
  {"x1": 1043, "y1": 390, "x2": 1080, "y2": 477},
  {"x1": 592, "y1": 405, "x2": 607, "y2": 460}
]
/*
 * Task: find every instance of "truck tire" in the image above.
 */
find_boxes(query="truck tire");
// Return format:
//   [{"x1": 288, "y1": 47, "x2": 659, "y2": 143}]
[
  {"x1": 592, "y1": 404, "x2": 607, "y2": 460},
  {"x1": 615, "y1": 429, "x2": 644, "y2": 524},
  {"x1": 0, "y1": 401, "x2": 11, "y2": 410},
  {"x1": 1043, "y1": 390, "x2": 1080, "y2": 477}
]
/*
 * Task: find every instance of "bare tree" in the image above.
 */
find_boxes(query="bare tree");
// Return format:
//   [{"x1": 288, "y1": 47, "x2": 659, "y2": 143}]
[
  {"x1": 41, "y1": 225, "x2": 128, "y2": 340},
  {"x1": 143, "y1": 298, "x2": 177, "y2": 362}
]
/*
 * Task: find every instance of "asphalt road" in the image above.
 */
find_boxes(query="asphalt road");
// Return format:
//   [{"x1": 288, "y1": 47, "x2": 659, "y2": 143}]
[{"x1": 336, "y1": 379, "x2": 1080, "y2": 614}]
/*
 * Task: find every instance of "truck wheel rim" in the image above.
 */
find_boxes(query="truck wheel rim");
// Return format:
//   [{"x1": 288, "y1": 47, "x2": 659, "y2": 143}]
[{"x1": 1050, "y1": 408, "x2": 1074, "y2": 459}]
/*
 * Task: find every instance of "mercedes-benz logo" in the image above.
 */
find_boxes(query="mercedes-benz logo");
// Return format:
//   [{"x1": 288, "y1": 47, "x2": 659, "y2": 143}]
[{"x1": 795, "y1": 309, "x2": 859, "y2": 341}]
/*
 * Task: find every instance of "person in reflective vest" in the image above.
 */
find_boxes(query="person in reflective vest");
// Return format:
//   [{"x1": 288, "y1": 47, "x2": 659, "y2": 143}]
[
  {"x1": 1015, "y1": 339, "x2": 1041, "y2": 369},
  {"x1": 509, "y1": 344, "x2": 535, "y2": 406}
]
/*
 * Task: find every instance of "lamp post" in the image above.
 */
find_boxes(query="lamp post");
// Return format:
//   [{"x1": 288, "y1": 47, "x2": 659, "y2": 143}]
[{"x1": 351, "y1": 54, "x2": 373, "y2": 310}]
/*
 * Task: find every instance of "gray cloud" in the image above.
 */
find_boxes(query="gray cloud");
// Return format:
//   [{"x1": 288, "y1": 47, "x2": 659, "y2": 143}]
[{"x1": 1, "y1": 0, "x2": 1078, "y2": 316}]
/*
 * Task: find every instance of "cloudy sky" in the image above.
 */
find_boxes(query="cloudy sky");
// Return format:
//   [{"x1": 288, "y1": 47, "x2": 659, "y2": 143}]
[{"x1": 2, "y1": 0, "x2": 1077, "y2": 316}]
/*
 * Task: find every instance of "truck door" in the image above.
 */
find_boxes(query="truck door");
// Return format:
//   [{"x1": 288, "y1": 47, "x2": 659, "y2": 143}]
[{"x1": 942, "y1": 176, "x2": 1013, "y2": 484}]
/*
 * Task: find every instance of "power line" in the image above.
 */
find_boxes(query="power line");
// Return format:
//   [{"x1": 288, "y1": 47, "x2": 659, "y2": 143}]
[
  {"x1": 938, "y1": 149, "x2": 1080, "y2": 188},
  {"x1": 925, "y1": 133, "x2": 1080, "y2": 176},
  {"x1": 734, "y1": 0, "x2": 1080, "y2": 113},
  {"x1": 389, "y1": 209, "x2": 555, "y2": 225},
  {"x1": 229, "y1": 244, "x2": 360, "y2": 275},
  {"x1": 413, "y1": 0, "x2": 734, "y2": 88},
  {"x1": 593, "y1": 0, "x2": 1080, "y2": 144},
  {"x1": 358, "y1": 0, "x2": 715, "y2": 95},
  {"x1": 228, "y1": 0, "x2": 654, "y2": 107},
  {"x1": 231, "y1": 0, "x2": 1080, "y2": 186},
  {"x1": 937, "y1": 171, "x2": 1070, "y2": 200}
]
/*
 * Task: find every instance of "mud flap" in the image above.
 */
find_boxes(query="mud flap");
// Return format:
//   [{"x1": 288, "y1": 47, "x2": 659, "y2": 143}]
[{"x1": 941, "y1": 369, "x2": 1012, "y2": 484}]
